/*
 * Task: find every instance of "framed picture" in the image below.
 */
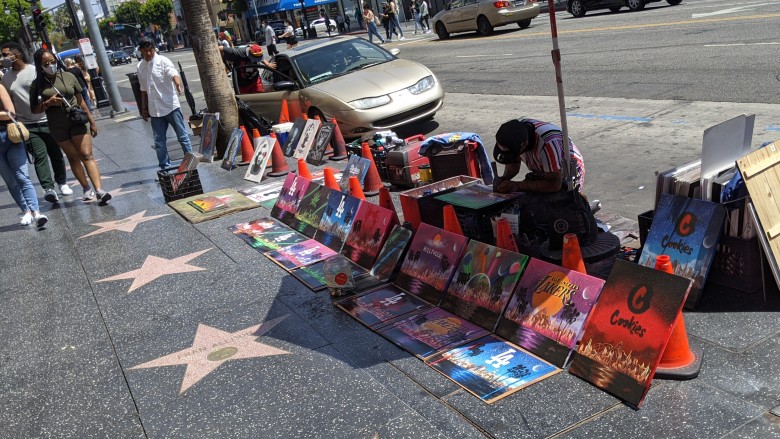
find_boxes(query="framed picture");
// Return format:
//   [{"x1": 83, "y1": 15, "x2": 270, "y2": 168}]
[
  {"x1": 308, "y1": 121, "x2": 335, "y2": 165},
  {"x1": 244, "y1": 136, "x2": 274, "y2": 183},
  {"x1": 221, "y1": 128, "x2": 244, "y2": 171},
  {"x1": 199, "y1": 112, "x2": 219, "y2": 162},
  {"x1": 282, "y1": 118, "x2": 306, "y2": 157},
  {"x1": 293, "y1": 119, "x2": 322, "y2": 160}
]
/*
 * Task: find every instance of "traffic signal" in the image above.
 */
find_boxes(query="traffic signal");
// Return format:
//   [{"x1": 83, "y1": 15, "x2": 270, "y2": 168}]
[
  {"x1": 32, "y1": 8, "x2": 45, "y2": 31},
  {"x1": 64, "y1": 24, "x2": 77, "y2": 39}
]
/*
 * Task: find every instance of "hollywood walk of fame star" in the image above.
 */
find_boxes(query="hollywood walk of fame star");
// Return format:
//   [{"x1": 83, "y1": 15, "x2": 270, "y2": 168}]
[
  {"x1": 67, "y1": 175, "x2": 113, "y2": 188},
  {"x1": 82, "y1": 186, "x2": 142, "y2": 204},
  {"x1": 130, "y1": 316, "x2": 290, "y2": 394},
  {"x1": 96, "y1": 249, "x2": 211, "y2": 293},
  {"x1": 79, "y1": 210, "x2": 170, "y2": 239}
]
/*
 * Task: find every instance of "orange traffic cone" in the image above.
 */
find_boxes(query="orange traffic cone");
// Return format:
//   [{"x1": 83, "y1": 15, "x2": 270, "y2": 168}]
[
  {"x1": 278, "y1": 100, "x2": 290, "y2": 124},
  {"x1": 378, "y1": 187, "x2": 400, "y2": 224},
  {"x1": 653, "y1": 254, "x2": 703, "y2": 380},
  {"x1": 495, "y1": 218, "x2": 519, "y2": 252},
  {"x1": 329, "y1": 117, "x2": 348, "y2": 161},
  {"x1": 442, "y1": 205, "x2": 463, "y2": 236},
  {"x1": 360, "y1": 142, "x2": 384, "y2": 196},
  {"x1": 267, "y1": 132, "x2": 290, "y2": 177},
  {"x1": 562, "y1": 233, "x2": 587, "y2": 274},
  {"x1": 349, "y1": 176, "x2": 366, "y2": 200},
  {"x1": 323, "y1": 167, "x2": 340, "y2": 191},
  {"x1": 297, "y1": 158, "x2": 312, "y2": 180},
  {"x1": 251, "y1": 128, "x2": 262, "y2": 148},
  {"x1": 239, "y1": 125, "x2": 254, "y2": 165}
]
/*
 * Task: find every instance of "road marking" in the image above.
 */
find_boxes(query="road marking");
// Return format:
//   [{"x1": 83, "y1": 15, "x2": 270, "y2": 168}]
[
  {"x1": 568, "y1": 113, "x2": 652, "y2": 123},
  {"x1": 116, "y1": 79, "x2": 129, "y2": 83},
  {"x1": 456, "y1": 54, "x2": 513, "y2": 58},
  {"x1": 704, "y1": 42, "x2": 780, "y2": 47},
  {"x1": 692, "y1": 3, "x2": 773, "y2": 19}
]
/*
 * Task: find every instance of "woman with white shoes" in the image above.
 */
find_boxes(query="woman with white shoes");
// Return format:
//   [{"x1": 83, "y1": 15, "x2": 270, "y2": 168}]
[{"x1": 0, "y1": 82, "x2": 47, "y2": 227}]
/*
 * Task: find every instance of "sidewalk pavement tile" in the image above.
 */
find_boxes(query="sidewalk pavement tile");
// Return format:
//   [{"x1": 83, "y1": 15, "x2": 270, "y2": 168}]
[
  {"x1": 347, "y1": 409, "x2": 452, "y2": 439},
  {"x1": 721, "y1": 412, "x2": 780, "y2": 439},
  {"x1": 560, "y1": 381, "x2": 762, "y2": 439},
  {"x1": 685, "y1": 311, "x2": 780, "y2": 352}
]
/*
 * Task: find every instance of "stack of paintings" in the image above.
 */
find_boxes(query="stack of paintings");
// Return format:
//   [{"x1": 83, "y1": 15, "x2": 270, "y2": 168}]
[
  {"x1": 495, "y1": 258, "x2": 605, "y2": 367},
  {"x1": 314, "y1": 191, "x2": 362, "y2": 252},
  {"x1": 266, "y1": 239, "x2": 339, "y2": 270},
  {"x1": 342, "y1": 202, "x2": 397, "y2": 269},
  {"x1": 293, "y1": 184, "x2": 333, "y2": 237},
  {"x1": 229, "y1": 218, "x2": 308, "y2": 253},
  {"x1": 270, "y1": 173, "x2": 310, "y2": 229},
  {"x1": 568, "y1": 260, "x2": 692, "y2": 407}
]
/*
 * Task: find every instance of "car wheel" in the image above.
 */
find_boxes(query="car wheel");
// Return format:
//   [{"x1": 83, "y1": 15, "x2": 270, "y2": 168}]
[
  {"x1": 436, "y1": 22, "x2": 449, "y2": 40},
  {"x1": 609, "y1": 6, "x2": 621, "y2": 12},
  {"x1": 666, "y1": 0, "x2": 682, "y2": 4},
  {"x1": 308, "y1": 107, "x2": 326, "y2": 122},
  {"x1": 517, "y1": 18, "x2": 532, "y2": 29},
  {"x1": 627, "y1": 0, "x2": 645, "y2": 11},
  {"x1": 569, "y1": 0, "x2": 586, "y2": 17},
  {"x1": 477, "y1": 15, "x2": 493, "y2": 36}
]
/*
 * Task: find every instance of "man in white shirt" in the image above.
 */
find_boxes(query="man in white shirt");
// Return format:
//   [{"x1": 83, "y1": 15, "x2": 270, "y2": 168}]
[
  {"x1": 263, "y1": 20, "x2": 278, "y2": 57},
  {"x1": 137, "y1": 37, "x2": 193, "y2": 169}
]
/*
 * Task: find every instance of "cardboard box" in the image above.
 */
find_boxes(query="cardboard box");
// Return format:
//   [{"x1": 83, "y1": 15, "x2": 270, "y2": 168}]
[{"x1": 188, "y1": 117, "x2": 203, "y2": 136}]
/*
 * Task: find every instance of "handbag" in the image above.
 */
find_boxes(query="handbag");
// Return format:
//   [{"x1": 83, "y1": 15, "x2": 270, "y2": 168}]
[
  {"x1": 47, "y1": 76, "x2": 90, "y2": 125},
  {"x1": 6, "y1": 112, "x2": 30, "y2": 143}
]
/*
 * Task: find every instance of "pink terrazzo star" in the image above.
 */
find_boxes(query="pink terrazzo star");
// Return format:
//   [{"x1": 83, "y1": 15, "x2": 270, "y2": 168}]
[
  {"x1": 130, "y1": 316, "x2": 289, "y2": 394},
  {"x1": 79, "y1": 210, "x2": 169, "y2": 238},
  {"x1": 96, "y1": 248, "x2": 211, "y2": 292}
]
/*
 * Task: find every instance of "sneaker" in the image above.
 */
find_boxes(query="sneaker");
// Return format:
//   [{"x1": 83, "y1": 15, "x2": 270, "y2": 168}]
[
  {"x1": 33, "y1": 212, "x2": 48, "y2": 227},
  {"x1": 83, "y1": 189, "x2": 96, "y2": 201},
  {"x1": 44, "y1": 188, "x2": 59, "y2": 203},
  {"x1": 59, "y1": 184, "x2": 73, "y2": 195},
  {"x1": 399, "y1": 36, "x2": 406, "y2": 40},
  {"x1": 20, "y1": 211, "x2": 33, "y2": 226},
  {"x1": 97, "y1": 190, "x2": 112, "y2": 206}
]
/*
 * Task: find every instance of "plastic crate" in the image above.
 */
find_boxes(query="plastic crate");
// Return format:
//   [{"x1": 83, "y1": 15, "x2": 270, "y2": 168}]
[
  {"x1": 707, "y1": 236, "x2": 763, "y2": 293},
  {"x1": 451, "y1": 201, "x2": 520, "y2": 245},
  {"x1": 424, "y1": 139, "x2": 481, "y2": 182},
  {"x1": 158, "y1": 167, "x2": 204, "y2": 203},
  {"x1": 638, "y1": 210, "x2": 654, "y2": 248},
  {"x1": 399, "y1": 175, "x2": 481, "y2": 230}
]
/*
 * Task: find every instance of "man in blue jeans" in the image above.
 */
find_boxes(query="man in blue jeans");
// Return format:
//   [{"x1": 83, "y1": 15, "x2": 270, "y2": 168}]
[{"x1": 136, "y1": 37, "x2": 192, "y2": 169}]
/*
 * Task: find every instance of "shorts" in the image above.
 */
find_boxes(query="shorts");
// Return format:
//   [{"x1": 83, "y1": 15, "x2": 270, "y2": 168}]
[{"x1": 49, "y1": 120, "x2": 89, "y2": 142}]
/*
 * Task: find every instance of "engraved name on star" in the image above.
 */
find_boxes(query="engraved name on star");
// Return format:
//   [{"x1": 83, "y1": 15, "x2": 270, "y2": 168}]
[
  {"x1": 130, "y1": 316, "x2": 290, "y2": 394},
  {"x1": 96, "y1": 249, "x2": 211, "y2": 293},
  {"x1": 79, "y1": 210, "x2": 169, "y2": 239}
]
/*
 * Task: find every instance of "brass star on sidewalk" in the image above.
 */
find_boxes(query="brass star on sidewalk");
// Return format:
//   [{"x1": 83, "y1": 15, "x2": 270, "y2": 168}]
[
  {"x1": 79, "y1": 210, "x2": 169, "y2": 239},
  {"x1": 130, "y1": 316, "x2": 289, "y2": 394},
  {"x1": 96, "y1": 249, "x2": 211, "y2": 293}
]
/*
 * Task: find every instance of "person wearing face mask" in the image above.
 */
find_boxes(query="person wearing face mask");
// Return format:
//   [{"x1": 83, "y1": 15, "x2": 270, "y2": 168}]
[
  {"x1": 29, "y1": 48, "x2": 110, "y2": 204},
  {"x1": 1, "y1": 42, "x2": 71, "y2": 204}
]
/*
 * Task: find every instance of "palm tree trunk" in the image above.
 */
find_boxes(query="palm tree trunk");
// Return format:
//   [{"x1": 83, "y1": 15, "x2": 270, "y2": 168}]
[{"x1": 180, "y1": 0, "x2": 238, "y2": 159}]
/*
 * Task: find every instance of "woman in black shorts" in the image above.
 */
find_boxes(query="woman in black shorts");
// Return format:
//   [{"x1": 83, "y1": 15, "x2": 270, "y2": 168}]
[{"x1": 30, "y1": 49, "x2": 110, "y2": 204}]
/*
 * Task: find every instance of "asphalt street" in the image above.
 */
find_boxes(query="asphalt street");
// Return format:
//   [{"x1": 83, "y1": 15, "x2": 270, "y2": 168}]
[{"x1": 100, "y1": 0, "x2": 780, "y2": 220}]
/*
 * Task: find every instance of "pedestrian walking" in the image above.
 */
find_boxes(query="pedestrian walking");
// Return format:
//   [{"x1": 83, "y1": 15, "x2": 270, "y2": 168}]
[
  {"x1": 345, "y1": 14, "x2": 351, "y2": 31},
  {"x1": 30, "y1": 49, "x2": 109, "y2": 204},
  {"x1": 363, "y1": 5, "x2": 386, "y2": 44},
  {"x1": 280, "y1": 20, "x2": 298, "y2": 49},
  {"x1": 387, "y1": 0, "x2": 405, "y2": 40},
  {"x1": 263, "y1": 20, "x2": 279, "y2": 57},
  {"x1": 321, "y1": 9, "x2": 333, "y2": 36},
  {"x1": 0, "y1": 82, "x2": 48, "y2": 226},
  {"x1": 355, "y1": 7, "x2": 364, "y2": 29},
  {"x1": 136, "y1": 38, "x2": 193, "y2": 171},
  {"x1": 1, "y1": 42, "x2": 71, "y2": 204},
  {"x1": 336, "y1": 14, "x2": 346, "y2": 34},
  {"x1": 63, "y1": 58, "x2": 92, "y2": 110},
  {"x1": 410, "y1": 1, "x2": 420, "y2": 34},
  {"x1": 420, "y1": 0, "x2": 431, "y2": 33}
]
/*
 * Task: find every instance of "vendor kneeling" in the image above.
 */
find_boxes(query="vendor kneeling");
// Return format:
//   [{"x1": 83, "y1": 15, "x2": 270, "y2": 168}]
[{"x1": 493, "y1": 118, "x2": 585, "y2": 193}]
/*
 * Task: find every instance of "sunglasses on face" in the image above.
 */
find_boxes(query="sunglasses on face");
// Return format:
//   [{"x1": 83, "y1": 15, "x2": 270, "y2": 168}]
[{"x1": 42, "y1": 60, "x2": 57, "y2": 67}]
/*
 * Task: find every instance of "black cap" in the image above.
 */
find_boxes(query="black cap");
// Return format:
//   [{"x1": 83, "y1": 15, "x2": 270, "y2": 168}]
[
  {"x1": 138, "y1": 37, "x2": 155, "y2": 49},
  {"x1": 494, "y1": 119, "x2": 530, "y2": 164}
]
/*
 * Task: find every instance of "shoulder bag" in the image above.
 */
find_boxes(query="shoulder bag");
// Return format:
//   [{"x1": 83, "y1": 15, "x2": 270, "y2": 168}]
[
  {"x1": 47, "y1": 75, "x2": 90, "y2": 125},
  {"x1": 6, "y1": 112, "x2": 30, "y2": 143}
]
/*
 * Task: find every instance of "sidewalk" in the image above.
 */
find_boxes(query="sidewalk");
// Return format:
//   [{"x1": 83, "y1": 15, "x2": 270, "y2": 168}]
[{"x1": 1, "y1": 100, "x2": 779, "y2": 438}]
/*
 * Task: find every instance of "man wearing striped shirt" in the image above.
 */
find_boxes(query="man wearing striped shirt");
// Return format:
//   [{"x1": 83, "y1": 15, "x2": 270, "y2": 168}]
[{"x1": 493, "y1": 118, "x2": 585, "y2": 194}]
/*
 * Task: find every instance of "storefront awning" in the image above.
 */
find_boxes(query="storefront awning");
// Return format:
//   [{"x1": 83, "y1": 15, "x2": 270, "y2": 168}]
[{"x1": 249, "y1": 0, "x2": 337, "y2": 16}]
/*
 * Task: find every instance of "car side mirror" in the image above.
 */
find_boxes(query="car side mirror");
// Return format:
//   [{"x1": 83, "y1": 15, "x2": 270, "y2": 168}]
[{"x1": 274, "y1": 81, "x2": 298, "y2": 91}]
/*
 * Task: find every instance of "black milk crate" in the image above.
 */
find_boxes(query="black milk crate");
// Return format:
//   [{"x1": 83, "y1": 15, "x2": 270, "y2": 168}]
[
  {"x1": 707, "y1": 235, "x2": 763, "y2": 293},
  {"x1": 450, "y1": 199, "x2": 521, "y2": 246},
  {"x1": 158, "y1": 167, "x2": 204, "y2": 203}
]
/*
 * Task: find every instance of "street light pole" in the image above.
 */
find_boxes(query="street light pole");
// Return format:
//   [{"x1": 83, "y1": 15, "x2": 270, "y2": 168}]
[{"x1": 78, "y1": 0, "x2": 125, "y2": 115}]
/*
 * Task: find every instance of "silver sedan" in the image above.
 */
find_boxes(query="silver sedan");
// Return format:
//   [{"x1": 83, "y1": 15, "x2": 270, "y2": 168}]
[{"x1": 235, "y1": 37, "x2": 445, "y2": 139}]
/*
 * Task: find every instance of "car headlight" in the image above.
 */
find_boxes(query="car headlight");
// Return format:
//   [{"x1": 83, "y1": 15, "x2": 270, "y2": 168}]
[
  {"x1": 407, "y1": 75, "x2": 436, "y2": 95},
  {"x1": 350, "y1": 95, "x2": 391, "y2": 110}
]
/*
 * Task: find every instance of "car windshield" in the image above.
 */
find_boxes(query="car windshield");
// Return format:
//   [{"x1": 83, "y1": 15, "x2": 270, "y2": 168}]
[{"x1": 292, "y1": 39, "x2": 394, "y2": 86}]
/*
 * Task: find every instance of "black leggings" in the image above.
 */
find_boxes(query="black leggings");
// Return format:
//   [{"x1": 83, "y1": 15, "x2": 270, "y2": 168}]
[{"x1": 421, "y1": 15, "x2": 429, "y2": 30}]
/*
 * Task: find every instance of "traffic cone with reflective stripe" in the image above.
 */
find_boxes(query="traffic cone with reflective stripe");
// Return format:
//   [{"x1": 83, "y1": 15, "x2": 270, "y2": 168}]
[
  {"x1": 297, "y1": 158, "x2": 312, "y2": 180},
  {"x1": 349, "y1": 176, "x2": 366, "y2": 200},
  {"x1": 323, "y1": 167, "x2": 340, "y2": 191},
  {"x1": 329, "y1": 117, "x2": 348, "y2": 161},
  {"x1": 360, "y1": 142, "x2": 384, "y2": 196},
  {"x1": 562, "y1": 233, "x2": 587, "y2": 274},
  {"x1": 379, "y1": 187, "x2": 400, "y2": 224},
  {"x1": 495, "y1": 218, "x2": 519, "y2": 252},
  {"x1": 267, "y1": 132, "x2": 290, "y2": 177},
  {"x1": 443, "y1": 205, "x2": 463, "y2": 236},
  {"x1": 239, "y1": 125, "x2": 254, "y2": 165},
  {"x1": 653, "y1": 254, "x2": 703, "y2": 380}
]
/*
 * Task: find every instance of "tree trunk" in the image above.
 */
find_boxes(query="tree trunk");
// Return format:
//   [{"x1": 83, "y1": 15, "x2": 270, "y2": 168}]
[{"x1": 180, "y1": 0, "x2": 238, "y2": 159}]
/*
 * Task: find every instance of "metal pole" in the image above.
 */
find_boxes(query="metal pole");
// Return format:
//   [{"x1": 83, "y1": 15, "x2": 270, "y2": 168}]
[
  {"x1": 547, "y1": 0, "x2": 574, "y2": 191},
  {"x1": 79, "y1": 0, "x2": 125, "y2": 114},
  {"x1": 65, "y1": 0, "x2": 84, "y2": 39}
]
